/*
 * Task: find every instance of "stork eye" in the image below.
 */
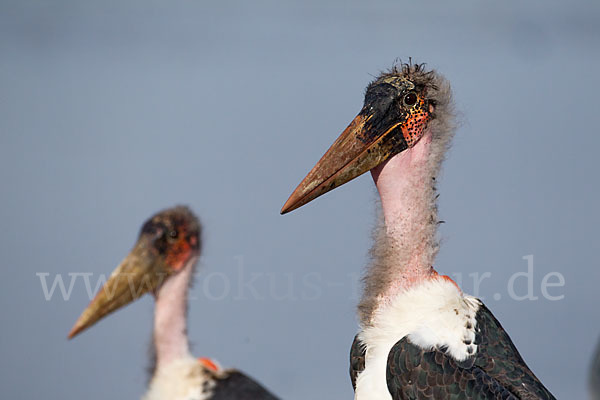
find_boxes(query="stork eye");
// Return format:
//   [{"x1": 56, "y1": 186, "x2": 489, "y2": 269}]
[
  {"x1": 403, "y1": 92, "x2": 418, "y2": 106},
  {"x1": 168, "y1": 230, "x2": 178, "y2": 241}
]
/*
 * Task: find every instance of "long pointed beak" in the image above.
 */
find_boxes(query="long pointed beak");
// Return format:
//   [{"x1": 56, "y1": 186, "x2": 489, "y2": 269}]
[
  {"x1": 281, "y1": 108, "x2": 408, "y2": 214},
  {"x1": 68, "y1": 240, "x2": 168, "y2": 339}
]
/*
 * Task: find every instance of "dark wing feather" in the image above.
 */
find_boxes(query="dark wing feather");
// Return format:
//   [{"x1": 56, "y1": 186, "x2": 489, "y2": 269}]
[
  {"x1": 385, "y1": 302, "x2": 555, "y2": 400},
  {"x1": 387, "y1": 336, "x2": 517, "y2": 399},
  {"x1": 211, "y1": 370, "x2": 280, "y2": 400},
  {"x1": 473, "y1": 303, "x2": 554, "y2": 399},
  {"x1": 350, "y1": 334, "x2": 366, "y2": 390},
  {"x1": 590, "y1": 336, "x2": 600, "y2": 400}
]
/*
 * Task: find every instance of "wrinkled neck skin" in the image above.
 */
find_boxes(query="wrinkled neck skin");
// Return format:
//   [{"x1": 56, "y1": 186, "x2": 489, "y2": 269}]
[
  {"x1": 360, "y1": 131, "x2": 441, "y2": 325},
  {"x1": 153, "y1": 258, "x2": 196, "y2": 371}
]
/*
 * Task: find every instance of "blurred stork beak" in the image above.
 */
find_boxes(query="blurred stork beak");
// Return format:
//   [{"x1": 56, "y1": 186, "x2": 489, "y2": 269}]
[
  {"x1": 68, "y1": 239, "x2": 168, "y2": 339},
  {"x1": 280, "y1": 107, "x2": 409, "y2": 214}
]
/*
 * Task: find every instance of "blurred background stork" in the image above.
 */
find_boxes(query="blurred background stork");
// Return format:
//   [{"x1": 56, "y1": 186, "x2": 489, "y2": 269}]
[
  {"x1": 0, "y1": 1, "x2": 598, "y2": 399},
  {"x1": 68, "y1": 206, "x2": 279, "y2": 399}
]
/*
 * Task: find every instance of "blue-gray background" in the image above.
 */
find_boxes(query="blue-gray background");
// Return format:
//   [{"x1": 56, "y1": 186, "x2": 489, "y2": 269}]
[{"x1": 1, "y1": 0, "x2": 598, "y2": 398}]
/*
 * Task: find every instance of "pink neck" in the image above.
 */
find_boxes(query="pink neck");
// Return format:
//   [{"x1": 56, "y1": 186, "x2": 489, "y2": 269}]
[
  {"x1": 153, "y1": 259, "x2": 195, "y2": 369},
  {"x1": 369, "y1": 132, "x2": 438, "y2": 296}
]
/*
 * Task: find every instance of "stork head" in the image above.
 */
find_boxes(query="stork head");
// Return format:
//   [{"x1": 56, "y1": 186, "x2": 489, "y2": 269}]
[
  {"x1": 68, "y1": 206, "x2": 201, "y2": 339},
  {"x1": 281, "y1": 62, "x2": 452, "y2": 214}
]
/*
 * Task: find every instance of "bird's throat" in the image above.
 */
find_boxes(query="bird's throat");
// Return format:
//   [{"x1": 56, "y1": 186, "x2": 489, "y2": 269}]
[
  {"x1": 361, "y1": 133, "x2": 440, "y2": 322},
  {"x1": 371, "y1": 132, "x2": 434, "y2": 232},
  {"x1": 153, "y1": 260, "x2": 195, "y2": 370}
]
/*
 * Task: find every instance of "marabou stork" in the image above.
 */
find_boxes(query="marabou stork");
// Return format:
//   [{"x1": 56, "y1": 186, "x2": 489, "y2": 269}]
[
  {"x1": 281, "y1": 63, "x2": 555, "y2": 399},
  {"x1": 69, "y1": 206, "x2": 279, "y2": 400}
]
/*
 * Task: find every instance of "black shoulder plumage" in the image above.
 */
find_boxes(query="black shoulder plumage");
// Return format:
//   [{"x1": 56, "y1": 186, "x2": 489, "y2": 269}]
[
  {"x1": 350, "y1": 334, "x2": 366, "y2": 390},
  {"x1": 211, "y1": 370, "x2": 280, "y2": 400},
  {"x1": 385, "y1": 302, "x2": 555, "y2": 400},
  {"x1": 590, "y1": 337, "x2": 600, "y2": 400}
]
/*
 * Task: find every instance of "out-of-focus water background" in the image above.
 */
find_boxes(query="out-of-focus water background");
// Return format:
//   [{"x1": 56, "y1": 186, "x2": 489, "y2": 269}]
[{"x1": 1, "y1": 1, "x2": 599, "y2": 398}]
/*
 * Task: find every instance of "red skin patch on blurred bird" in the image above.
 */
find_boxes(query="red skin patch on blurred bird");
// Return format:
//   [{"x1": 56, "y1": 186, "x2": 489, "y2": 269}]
[
  {"x1": 166, "y1": 236, "x2": 194, "y2": 271},
  {"x1": 198, "y1": 357, "x2": 220, "y2": 371}
]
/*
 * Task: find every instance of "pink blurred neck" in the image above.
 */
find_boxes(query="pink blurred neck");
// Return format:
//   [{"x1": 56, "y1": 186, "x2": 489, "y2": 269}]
[
  {"x1": 370, "y1": 132, "x2": 438, "y2": 294},
  {"x1": 153, "y1": 259, "x2": 195, "y2": 369}
]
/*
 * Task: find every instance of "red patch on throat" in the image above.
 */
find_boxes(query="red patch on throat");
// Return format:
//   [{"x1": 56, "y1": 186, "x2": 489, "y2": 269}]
[{"x1": 198, "y1": 357, "x2": 220, "y2": 371}]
